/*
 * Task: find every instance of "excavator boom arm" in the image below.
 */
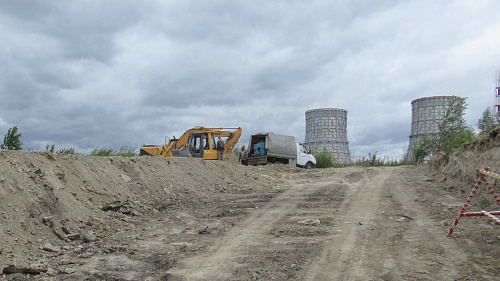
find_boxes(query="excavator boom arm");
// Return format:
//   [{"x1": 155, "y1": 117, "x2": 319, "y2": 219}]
[
  {"x1": 214, "y1": 127, "x2": 242, "y2": 153},
  {"x1": 141, "y1": 127, "x2": 242, "y2": 159}
]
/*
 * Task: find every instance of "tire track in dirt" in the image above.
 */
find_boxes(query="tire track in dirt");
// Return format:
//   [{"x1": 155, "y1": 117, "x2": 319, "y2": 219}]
[
  {"x1": 302, "y1": 167, "x2": 391, "y2": 281},
  {"x1": 166, "y1": 172, "x2": 345, "y2": 281},
  {"x1": 384, "y1": 167, "x2": 476, "y2": 280},
  {"x1": 166, "y1": 166, "x2": 479, "y2": 281},
  {"x1": 303, "y1": 166, "x2": 472, "y2": 281}
]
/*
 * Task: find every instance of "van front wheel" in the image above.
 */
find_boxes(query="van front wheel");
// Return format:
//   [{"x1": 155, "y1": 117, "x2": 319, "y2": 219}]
[{"x1": 305, "y1": 162, "x2": 313, "y2": 169}]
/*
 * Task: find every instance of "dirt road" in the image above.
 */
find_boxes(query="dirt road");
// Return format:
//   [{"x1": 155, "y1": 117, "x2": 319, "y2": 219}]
[
  {"x1": 1, "y1": 150, "x2": 499, "y2": 280},
  {"x1": 165, "y1": 166, "x2": 499, "y2": 281}
]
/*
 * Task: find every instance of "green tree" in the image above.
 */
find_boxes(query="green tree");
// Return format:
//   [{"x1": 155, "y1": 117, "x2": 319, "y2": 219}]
[
  {"x1": 410, "y1": 96, "x2": 475, "y2": 163},
  {"x1": 477, "y1": 107, "x2": 498, "y2": 135},
  {"x1": 1, "y1": 126, "x2": 23, "y2": 150},
  {"x1": 437, "y1": 96, "x2": 476, "y2": 153}
]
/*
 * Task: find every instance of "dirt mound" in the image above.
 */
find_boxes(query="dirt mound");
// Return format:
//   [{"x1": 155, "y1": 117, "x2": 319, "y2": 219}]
[
  {"x1": 2, "y1": 135, "x2": 500, "y2": 280},
  {"x1": 0, "y1": 150, "x2": 302, "y2": 278},
  {"x1": 427, "y1": 127, "x2": 500, "y2": 212},
  {"x1": 429, "y1": 128, "x2": 500, "y2": 182}
]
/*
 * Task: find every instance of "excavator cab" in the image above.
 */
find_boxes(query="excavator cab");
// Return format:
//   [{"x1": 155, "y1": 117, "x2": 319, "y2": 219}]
[
  {"x1": 173, "y1": 132, "x2": 219, "y2": 159},
  {"x1": 187, "y1": 133, "x2": 206, "y2": 158}
]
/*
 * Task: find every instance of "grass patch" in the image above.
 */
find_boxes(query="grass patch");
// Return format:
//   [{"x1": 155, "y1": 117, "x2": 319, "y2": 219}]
[
  {"x1": 46, "y1": 144, "x2": 138, "y2": 157},
  {"x1": 353, "y1": 152, "x2": 410, "y2": 167},
  {"x1": 46, "y1": 144, "x2": 82, "y2": 155},
  {"x1": 313, "y1": 150, "x2": 412, "y2": 168},
  {"x1": 89, "y1": 146, "x2": 138, "y2": 157}
]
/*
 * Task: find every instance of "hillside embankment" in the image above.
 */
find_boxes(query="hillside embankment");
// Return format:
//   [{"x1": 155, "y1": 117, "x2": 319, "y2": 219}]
[
  {"x1": 0, "y1": 130, "x2": 499, "y2": 280},
  {"x1": 428, "y1": 128, "x2": 500, "y2": 212},
  {"x1": 429, "y1": 127, "x2": 500, "y2": 183}
]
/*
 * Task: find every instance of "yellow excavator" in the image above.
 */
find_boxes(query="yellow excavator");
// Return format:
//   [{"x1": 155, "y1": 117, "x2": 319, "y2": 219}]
[{"x1": 140, "y1": 127, "x2": 242, "y2": 160}]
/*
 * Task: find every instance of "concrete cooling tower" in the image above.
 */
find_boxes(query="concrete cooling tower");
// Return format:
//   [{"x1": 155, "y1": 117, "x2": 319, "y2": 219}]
[
  {"x1": 407, "y1": 96, "x2": 461, "y2": 159},
  {"x1": 304, "y1": 108, "x2": 351, "y2": 163}
]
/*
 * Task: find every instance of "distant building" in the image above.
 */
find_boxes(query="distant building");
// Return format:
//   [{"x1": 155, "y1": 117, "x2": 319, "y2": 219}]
[
  {"x1": 304, "y1": 108, "x2": 351, "y2": 164},
  {"x1": 407, "y1": 96, "x2": 462, "y2": 160}
]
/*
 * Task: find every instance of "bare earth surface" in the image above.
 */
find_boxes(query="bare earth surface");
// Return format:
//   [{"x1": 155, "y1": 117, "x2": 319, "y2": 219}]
[{"x1": 1, "y1": 131, "x2": 500, "y2": 280}]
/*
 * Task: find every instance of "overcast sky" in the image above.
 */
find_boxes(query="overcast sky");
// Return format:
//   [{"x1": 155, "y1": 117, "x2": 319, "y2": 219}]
[{"x1": 1, "y1": 0, "x2": 500, "y2": 158}]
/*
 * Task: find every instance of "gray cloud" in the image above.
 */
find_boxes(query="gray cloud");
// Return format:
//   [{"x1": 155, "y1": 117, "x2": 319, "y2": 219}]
[{"x1": 0, "y1": 0, "x2": 499, "y2": 157}]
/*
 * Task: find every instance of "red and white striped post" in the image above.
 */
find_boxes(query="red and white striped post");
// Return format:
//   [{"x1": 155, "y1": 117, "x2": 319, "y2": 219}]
[
  {"x1": 448, "y1": 167, "x2": 500, "y2": 236},
  {"x1": 482, "y1": 211, "x2": 500, "y2": 224},
  {"x1": 448, "y1": 176, "x2": 483, "y2": 236},
  {"x1": 480, "y1": 169, "x2": 500, "y2": 208}
]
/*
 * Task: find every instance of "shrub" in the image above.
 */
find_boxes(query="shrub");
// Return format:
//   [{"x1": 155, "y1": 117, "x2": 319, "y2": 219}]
[
  {"x1": 88, "y1": 148, "x2": 114, "y2": 156},
  {"x1": 1, "y1": 126, "x2": 23, "y2": 150},
  {"x1": 88, "y1": 146, "x2": 138, "y2": 157},
  {"x1": 58, "y1": 148, "x2": 79, "y2": 155},
  {"x1": 46, "y1": 144, "x2": 81, "y2": 155},
  {"x1": 313, "y1": 149, "x2": 335, "y2": 168},
  {"x1": 46, "y1": 144, "x2": 56, "y2": 153},
  {"x1": 113, "y1": 146, "x2": 138, "y2": 157},
  {"x1": 357, "y1": 153, "x2": 406, "y2": 166}
]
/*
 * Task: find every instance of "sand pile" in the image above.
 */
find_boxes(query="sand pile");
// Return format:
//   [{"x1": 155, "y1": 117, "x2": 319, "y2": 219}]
[{"x1": 0, "y1": 150, "x2": 295, "y2": 276}]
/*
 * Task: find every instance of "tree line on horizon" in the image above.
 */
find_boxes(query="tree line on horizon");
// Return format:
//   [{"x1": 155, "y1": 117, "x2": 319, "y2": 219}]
[
  {"x1": 0, "y1": 127, "x2": 138, "y2": 157},
  {"x1": 2, "y1": 99, "x2": 500, "y2": 164}
]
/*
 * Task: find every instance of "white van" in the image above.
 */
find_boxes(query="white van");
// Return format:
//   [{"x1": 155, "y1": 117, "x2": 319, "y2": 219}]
[{"x1": 247, "y1": 133, "x2": 316, "y2": 169}]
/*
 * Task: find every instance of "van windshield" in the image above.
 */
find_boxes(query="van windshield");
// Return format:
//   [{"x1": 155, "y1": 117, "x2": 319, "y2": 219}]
[{"x1": 300, "y1": 144, "x2": 310, "y2": 154}]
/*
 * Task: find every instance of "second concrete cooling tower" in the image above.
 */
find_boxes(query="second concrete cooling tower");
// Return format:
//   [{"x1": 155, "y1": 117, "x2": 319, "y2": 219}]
[
  {"x1": 407, "y1": 96, "x2": 461, "y2": 159},
  {"x1": 304, "y1": 108, "x2": 351, "y2": 163}
]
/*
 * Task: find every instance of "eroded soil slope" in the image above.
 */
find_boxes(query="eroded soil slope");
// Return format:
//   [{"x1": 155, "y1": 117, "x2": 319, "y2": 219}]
[
  {"x1": 0, "y1": 151, "x2": 291, "y2": 280},
  {"x1": 0, "y1": 140, "x2": 499, "y2": 280}
]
